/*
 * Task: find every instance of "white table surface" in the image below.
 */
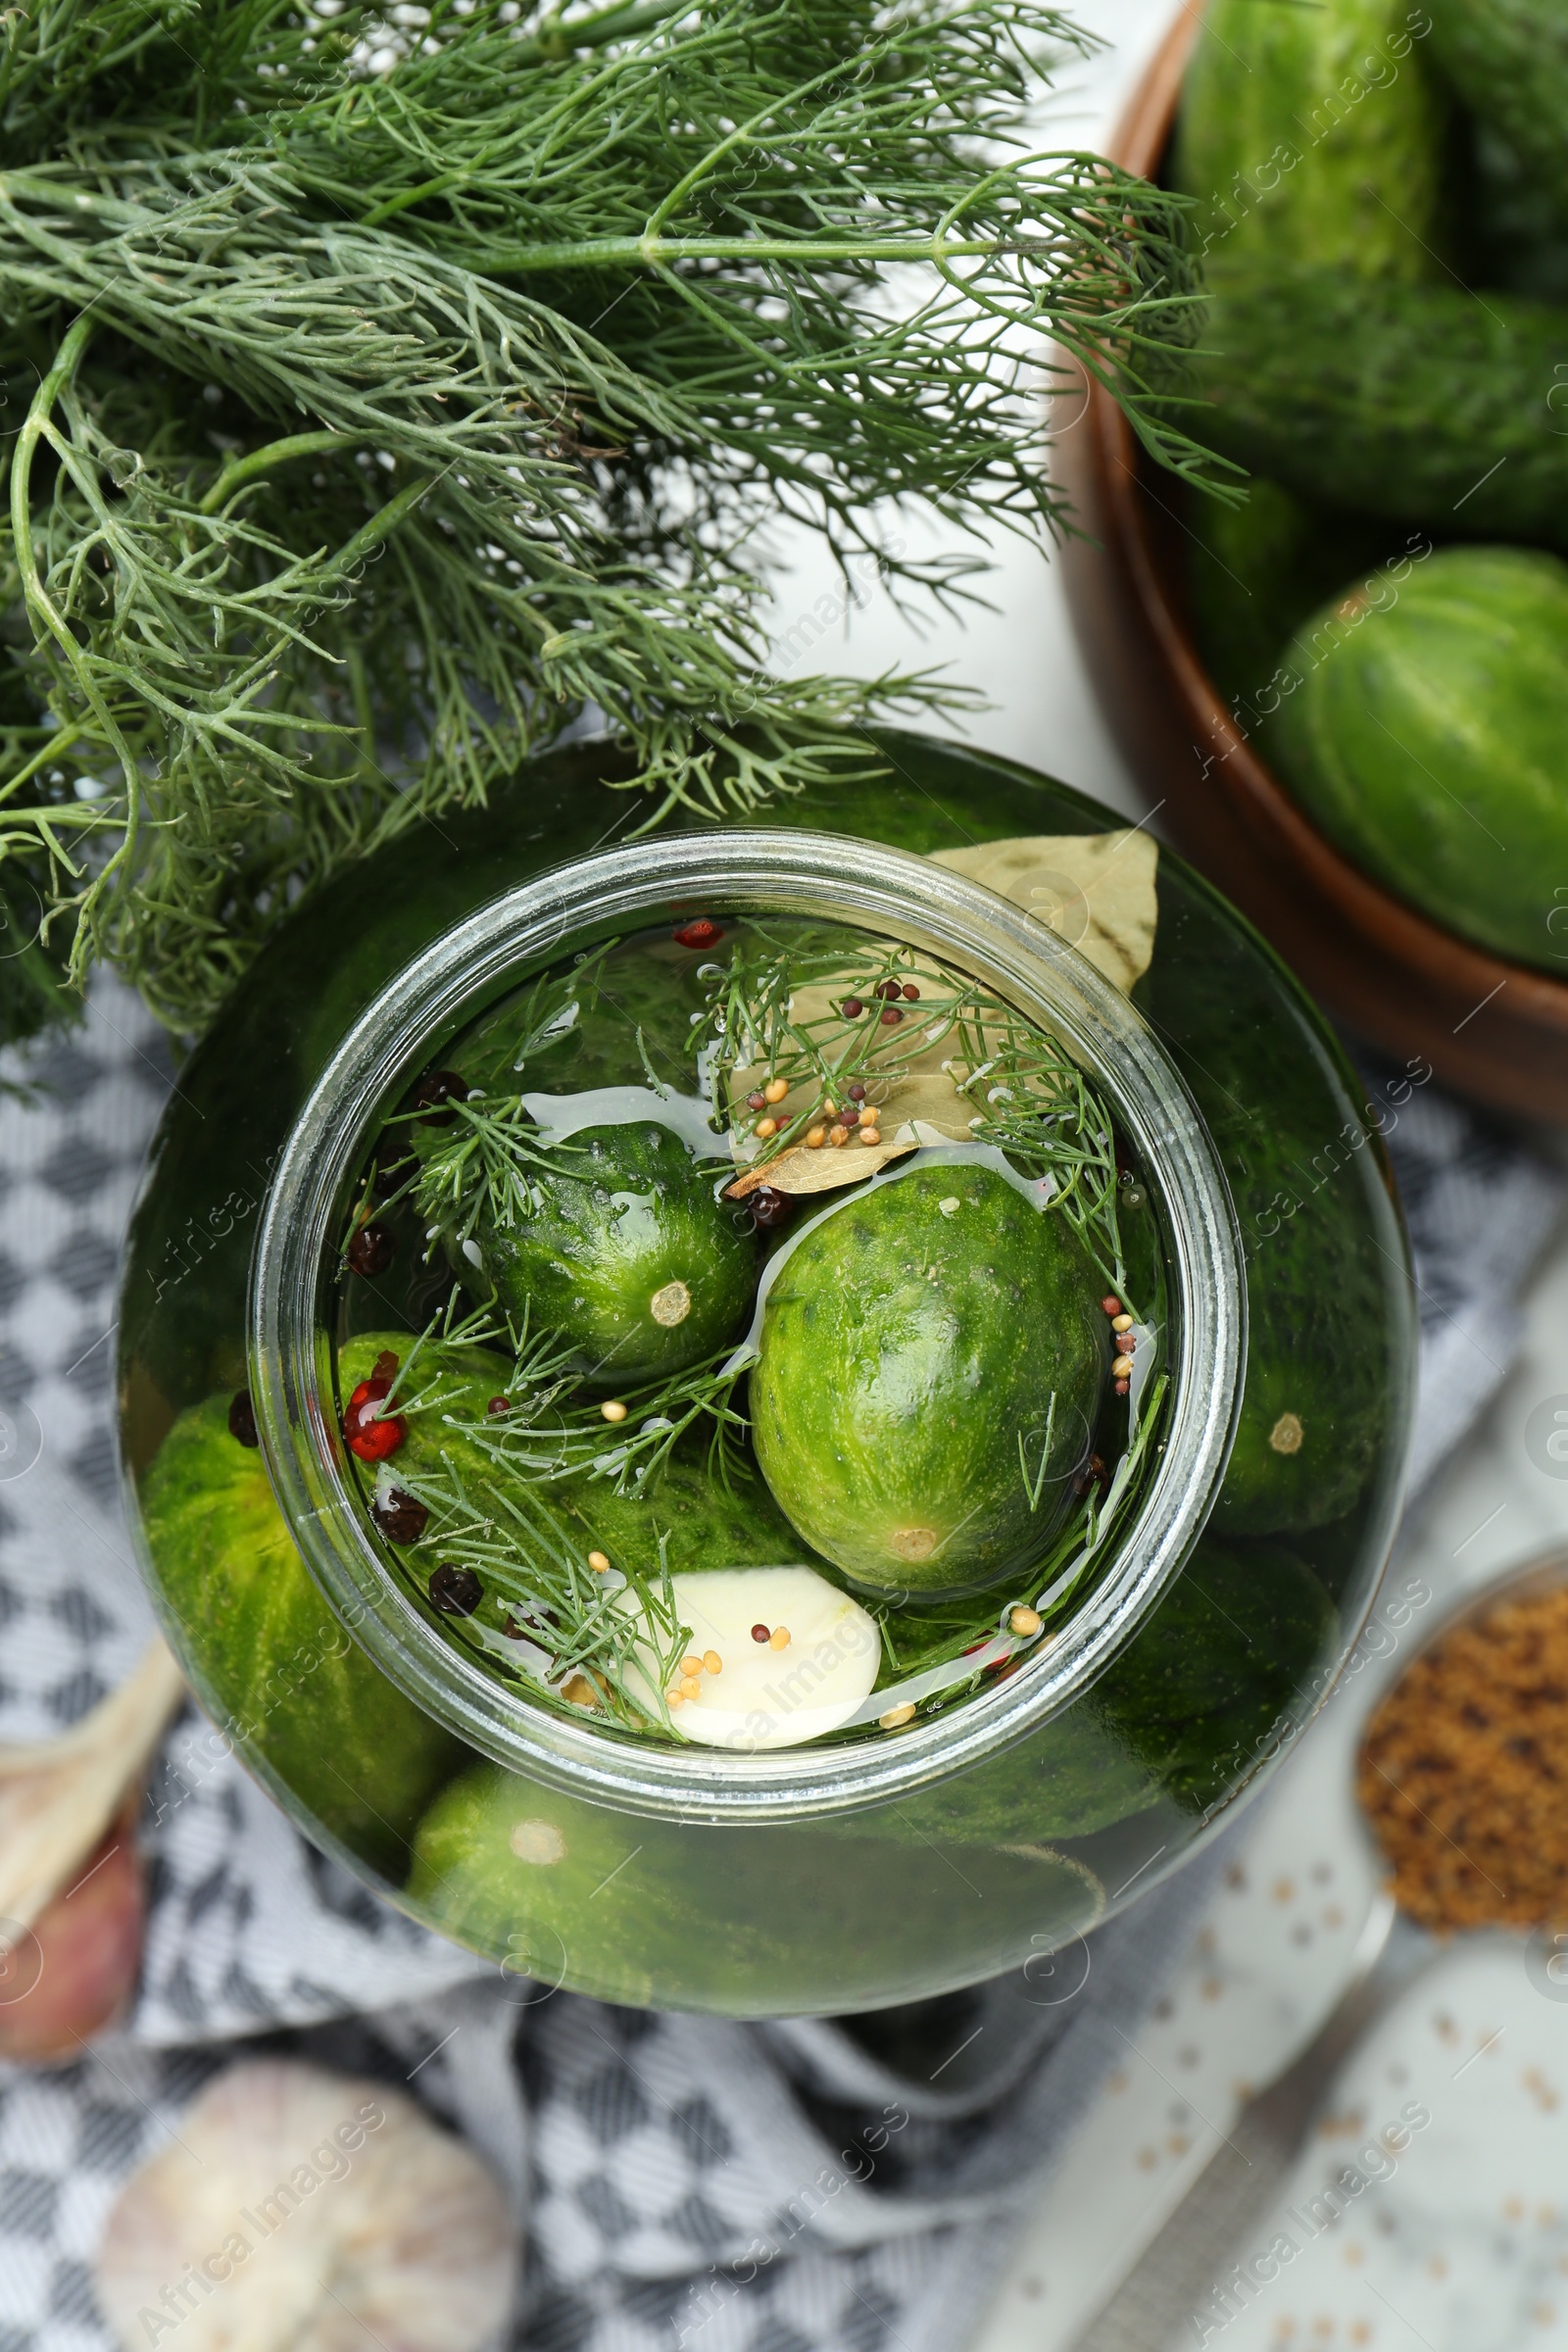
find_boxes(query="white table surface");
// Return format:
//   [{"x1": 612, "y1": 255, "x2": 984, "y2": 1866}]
[{"x1": 760, "y1": 9, "x2": 1568, "y2": 2344}]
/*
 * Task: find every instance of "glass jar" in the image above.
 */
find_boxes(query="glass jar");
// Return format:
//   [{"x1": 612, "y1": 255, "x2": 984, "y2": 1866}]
[{"x1": 118, "y1": 732, "x2": 1416, "y2": 2016}]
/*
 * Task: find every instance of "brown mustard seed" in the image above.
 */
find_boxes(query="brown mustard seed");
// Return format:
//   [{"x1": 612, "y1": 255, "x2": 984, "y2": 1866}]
[
  {"x1": 1358, "y1": 1583, "x2": 1568, "y2": 1934},
  {"x1": 751, "y1": 1623, "x2": 771, "y2": 1643}
]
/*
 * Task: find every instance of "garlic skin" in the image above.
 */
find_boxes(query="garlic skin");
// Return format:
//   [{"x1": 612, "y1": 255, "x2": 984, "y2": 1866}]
[
  {"x1": 97, "y1": 2060, "x2": 517, "y2": 2352},
  {"x1": 618, "y1": 1565, "x2": 880, "y2": 1749},
  {"x1": 0, "y1": 1639, "x2": 184, "y2": 1929}
]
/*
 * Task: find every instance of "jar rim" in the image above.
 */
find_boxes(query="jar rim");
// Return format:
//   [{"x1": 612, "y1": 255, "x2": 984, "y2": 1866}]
[{"x1": 250, "y1": 830, "x2": 1247, "y2": 1822}]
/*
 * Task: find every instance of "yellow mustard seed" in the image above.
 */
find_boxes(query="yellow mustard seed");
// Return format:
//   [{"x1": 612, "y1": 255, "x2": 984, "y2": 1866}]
[
  {"x1": 1112, "y1": 1353, "x2": 1134, "y2": 1379},
  {"x1": 601, "y1": 1399, "x2": 628, "y2": 1423},
  {"x1": 703, "y1": 1649, "x2": 722, "y2": 1676},
  {"x1": 769, "y1": 1625, "x2": 791, "y2": 1651},
  {"x1": 763, "y1": 1076, "x2": 790, "y2": 1104},
  {"x1": 755, "y1": 1116, "x2": 778, "y2": 1140},
  {"x1": 587, "y1": 1549, "x2": 612, "y2": 1573},
  {"x1": 879, "y1": 1701, "x2": 917, "y2": 1730},
  {"x1": 1111, "y1": 1312, "x2": 1135, "y2": 1334},
  {"x1": 1009, "y1": 1605, "x2": 1043, "y2": 1638},
  {"x1": 807, "y1": 1126, "x2": 826, "y2": 1149}
]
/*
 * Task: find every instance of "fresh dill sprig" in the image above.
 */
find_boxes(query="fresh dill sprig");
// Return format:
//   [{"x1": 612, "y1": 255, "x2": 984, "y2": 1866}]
[{"x1": 0, "y1": 0, "x2": 1220, "y2": 1038}]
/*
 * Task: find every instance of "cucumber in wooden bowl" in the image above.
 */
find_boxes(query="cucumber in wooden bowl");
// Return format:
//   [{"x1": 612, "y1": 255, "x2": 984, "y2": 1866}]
[
  {"x1": 1263, "y1": 547, "x2": 1568, "y2": 971},
  {"x1": 1172, "y1": 0, "x2": 1450, "y2": 281}
]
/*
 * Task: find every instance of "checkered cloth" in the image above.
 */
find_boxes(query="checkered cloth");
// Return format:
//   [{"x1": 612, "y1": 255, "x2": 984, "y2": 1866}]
[{"x1": 0, "y1": 982, "x2": 1560, "y2": 2352}]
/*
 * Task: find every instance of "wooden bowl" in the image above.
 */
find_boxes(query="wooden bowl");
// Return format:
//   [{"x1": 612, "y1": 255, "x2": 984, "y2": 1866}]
[{"x1": 1054, "y1": 11, "x2": 1568, "y2": 1121}]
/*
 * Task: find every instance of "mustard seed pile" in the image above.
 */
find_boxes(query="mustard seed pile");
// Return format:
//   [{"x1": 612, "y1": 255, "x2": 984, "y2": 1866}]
[{"x1": 1358, "y1": 1583, "x2": 1568, "y2": 1933}]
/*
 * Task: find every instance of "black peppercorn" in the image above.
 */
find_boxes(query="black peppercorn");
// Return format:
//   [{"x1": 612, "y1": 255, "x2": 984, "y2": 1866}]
[
  {"x1": 429, "y1": 1562, "x2": 484, "y2": 1616},
  {"x1": 227, "y1": 1389, "x2": 259, "y2": 1447},
  {"x1": 748, "y1": 1185, "x2": 796, "y2": 1232},
  {"x1": 410, "y1": 1067, "x2": 467, "y2": 1125},
  {"x1": 347, "y1": 1221, "x2": 396, "y2": 1277},
  {"x1": 371, "y1": 1489, "x2": 429, "y2": 1544}
]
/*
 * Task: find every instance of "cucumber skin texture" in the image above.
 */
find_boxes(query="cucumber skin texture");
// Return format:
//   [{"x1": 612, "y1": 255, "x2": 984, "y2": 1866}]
[
  {"x1": 1265, "y1": 546, "x2": 1568, "y2": 971},
  {"x1": 1428, "y1": 0, "x2": 1568, "y2": 223},
  {"x1": 1091, "y1": 1543, "x2": 1338, "y2": 1813},
  {"x1": 451, "y1": 1120, "x2": 755, "y2": 1388},
  {"x1": 1173, "y1": 0, "x2": 1447, "y2": 281},
  {"x1": 139, "y1": 1396, "x2": 462, "y2": 1878},
  {"x1": 1193, "y1": 270, "x2": 1568, "y2": 553},
  {"x1": 751, "y1": 1165, "x2": 1107, "y2": 1597},
  {"x1": 1185, "y1": 476, "x2": 1396, "y2": 710},
  {"x1": 409, "y1": 1763, "x2": 1106, "y2": 2012}
]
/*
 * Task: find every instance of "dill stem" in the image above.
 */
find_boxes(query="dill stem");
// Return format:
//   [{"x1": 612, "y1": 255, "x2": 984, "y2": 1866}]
[
  {"x1": 0, "y1": 720, "x2": 90, "y2": 811},
  {"x1": 464, "y1": 230, "x2": 1061, "y2": 274},
  {"x1": 10, "y1": 311, "x2": 142, "y2": 909},
  {"x1": 199, "y1": 430, "x2": 360, "y2": 514}
]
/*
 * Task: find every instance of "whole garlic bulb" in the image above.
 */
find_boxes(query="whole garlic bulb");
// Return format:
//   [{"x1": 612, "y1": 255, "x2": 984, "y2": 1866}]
[{"x1": 96, "y1": 2059, "x2": 516, "y2": 2352}]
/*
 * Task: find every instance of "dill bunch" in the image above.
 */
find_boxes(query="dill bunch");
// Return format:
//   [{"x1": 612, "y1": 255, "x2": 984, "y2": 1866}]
[{"x1": 0, "y1": 0, "x2": 1212, "y2": 1039}]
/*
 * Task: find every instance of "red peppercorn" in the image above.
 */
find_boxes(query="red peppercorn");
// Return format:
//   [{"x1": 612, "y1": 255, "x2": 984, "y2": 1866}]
[
  {"x1": 673, "y1": 916, "x2": 724, "y2": 950},
  {"x1": 880, "y1": 1006, "x2": 903, "y2": 1026},
  {"x1": 746, "y1": 1091, "x2": 767, "y2": 1112},
  {"x1": 751, "y1": 1623, "x2": 771, "y2": 1643},
  {"x1": 840, "y1": 997, "x2": 863, "y2": 1018},
  {"x1": 1101, "y1": 1296, "x2": 1122, "y2": 1315},
  {"x1": 1114, "y1": 1378, "x2": 1130, "y2": 1396},
  {"x1": 345, "y1": 1360, "x2": 406, "y2": 1463},
  {"x1": 839, "y1": 1104, "x2": 859, "y2": 1126},
  {"x1": 901, "y1": 983, "x2": 920, "y2": 1002},
  {"x1": 875, "y1": 979, "x2": 903, "y2": 1001},
  {"x1": 347, "y1": 1220, "x2": 396, "y2": 1277},
  {"x1": 227, "y1": 1390, "x2": 259, "y2": 1448}
]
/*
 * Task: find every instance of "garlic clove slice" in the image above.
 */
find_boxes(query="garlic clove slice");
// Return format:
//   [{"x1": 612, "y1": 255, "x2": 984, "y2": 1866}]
[
  {"x1": 0, "y1": 1638, "x2": 185, "y2": 1928},
  {"x1": 618, "y1": 1565, "x2": 880, "y2": 1750},
  {"x1": 96, "y1": 2059, "x2": 517, "y2": 2352}
]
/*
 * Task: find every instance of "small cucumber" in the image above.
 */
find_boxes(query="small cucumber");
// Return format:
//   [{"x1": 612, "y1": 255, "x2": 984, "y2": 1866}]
[
  {"x1": 1266, "y1": 545, "x2": 1568, "y2": 971},
  {"x1": 1194, "y1": 270, "x2": 1568, "y2": 554},
  {"x1": 1428, "y1": 0, "x2": 1568, "y2": 224},
  {"x1": 1172, "y1": 0, "x2": 1448, "y2": 282}
]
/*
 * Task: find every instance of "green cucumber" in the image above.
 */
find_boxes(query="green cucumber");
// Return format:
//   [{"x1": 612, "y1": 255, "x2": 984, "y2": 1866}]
[
  {"x1": 1091, "y1": 1542, "x2": 1338, "y2": 1813},
  {"x1": 751, "y1": 1164, "x2": 1107, "y2": 1597},
  {"x1": 1428, "y1": 0, "x2": 1568, "y2": 225},
  {"x1": 1172, "y1": 0, "x2": 1448, "y2": 281},
  {"x1": 1192, "y1": 270, "x2": 1568, "y2": 553},
  {"x1": 1185, "y1": 476, "x2": 1394, "y2": 710},
  {"x1": 410, "y1": 1760, "x2": 1106, "y2": 2011},
  {"x1": 447, "y1": 1120, "x2": 756, "y2": 1388},
  {"x1": 1264, "y1": 546, "x2": 1568, "y2": 970},
  {"x1": 140, "y1": 1396, "x2": 462, "y2": 1877},
  {"x1": 1139, "y1": 958, "x2": 1407, "y2": 1541}
]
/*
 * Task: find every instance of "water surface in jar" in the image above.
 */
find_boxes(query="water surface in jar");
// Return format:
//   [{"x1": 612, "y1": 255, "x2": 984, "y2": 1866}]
[{"x1": 334, "y1": 916, "x2": 1171, "y2": 1753}]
